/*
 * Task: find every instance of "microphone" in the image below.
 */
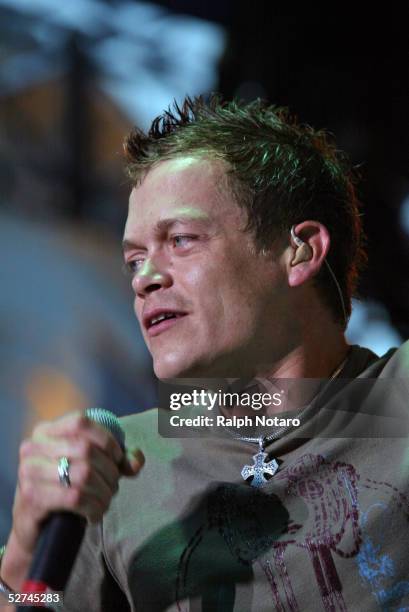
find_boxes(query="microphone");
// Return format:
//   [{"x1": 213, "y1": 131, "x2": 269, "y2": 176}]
[{"x1": 18, "y1": 409, "x2": 125, "y2": 612}]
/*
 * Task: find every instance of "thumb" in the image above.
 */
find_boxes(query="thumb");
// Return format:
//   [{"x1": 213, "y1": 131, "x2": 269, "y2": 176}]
[{"x1": 120, "y1": 447, "x2": 145, "y2": 477}]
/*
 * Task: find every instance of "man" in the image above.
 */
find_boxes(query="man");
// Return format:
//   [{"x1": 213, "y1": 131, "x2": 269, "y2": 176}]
[{"x1": 1, "y1": 96, "x2": 408, "y2": 611}]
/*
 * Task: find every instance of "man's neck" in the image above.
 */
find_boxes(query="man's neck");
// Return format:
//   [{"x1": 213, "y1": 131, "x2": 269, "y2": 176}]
[
  {"x1": 264, "y1": 336, "x2": 350, "y2": 380},
  {"x1": 224, "y1": 333, "x2": 351, "y2": 417}
]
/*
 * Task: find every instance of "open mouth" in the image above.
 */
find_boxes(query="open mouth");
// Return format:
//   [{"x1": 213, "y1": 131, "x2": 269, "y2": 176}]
[{"x1": 145, "y1": 311, "x2": 187, "y2": 336}]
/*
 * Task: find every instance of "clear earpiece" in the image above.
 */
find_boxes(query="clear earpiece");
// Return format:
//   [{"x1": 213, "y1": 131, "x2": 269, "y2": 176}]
[{"x1": 290, "y1": 226, "x2": 348, "y2": 326}]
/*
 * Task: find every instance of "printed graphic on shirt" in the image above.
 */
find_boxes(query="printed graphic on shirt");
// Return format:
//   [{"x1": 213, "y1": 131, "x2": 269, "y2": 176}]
[{"x1": 174, "y1": 453, "x2": 409, "y2": 612}]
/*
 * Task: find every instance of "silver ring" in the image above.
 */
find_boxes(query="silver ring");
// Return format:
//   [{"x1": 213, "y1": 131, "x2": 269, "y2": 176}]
[{"x1": 57, "y1": 456, "x2": 71, "y2": 488}]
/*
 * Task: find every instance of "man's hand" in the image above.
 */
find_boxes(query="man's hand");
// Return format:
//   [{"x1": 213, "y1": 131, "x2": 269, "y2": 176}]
[{"x1": 2, "y1": 411, "x2": 144, "y2": 590}]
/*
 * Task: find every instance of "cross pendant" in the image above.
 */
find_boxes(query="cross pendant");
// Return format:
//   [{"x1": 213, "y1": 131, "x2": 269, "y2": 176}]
[{"x1": 241, "y1": 437, "x2": 279, "y2": 488}]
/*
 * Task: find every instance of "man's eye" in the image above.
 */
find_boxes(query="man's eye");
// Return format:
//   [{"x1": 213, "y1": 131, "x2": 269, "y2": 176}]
[
  {"x1": 171, "y1": 235, "x2": 196, "y2": 248},
  {"x1": 122, "y1": 259, "x2": 144, "y2": 276}
]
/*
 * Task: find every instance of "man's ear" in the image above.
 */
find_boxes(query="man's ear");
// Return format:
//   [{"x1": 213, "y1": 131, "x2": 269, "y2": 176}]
[{"x1": 287, "y1": 221, "x2": 330, "y2": 287}]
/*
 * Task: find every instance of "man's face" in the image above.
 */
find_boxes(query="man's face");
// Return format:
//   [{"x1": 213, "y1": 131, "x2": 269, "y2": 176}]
[{"x1": 123, "y1": 156, "x2": 290, "y2": 379}]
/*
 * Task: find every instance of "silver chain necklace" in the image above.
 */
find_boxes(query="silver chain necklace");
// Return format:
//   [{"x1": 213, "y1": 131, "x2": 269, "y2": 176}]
[{"x1": 224, "y1": 354, "x2": 350, "y2": 488}]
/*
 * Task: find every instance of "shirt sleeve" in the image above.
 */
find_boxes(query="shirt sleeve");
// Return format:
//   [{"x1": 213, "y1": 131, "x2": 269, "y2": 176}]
[{"x1": 62, "y1": 521, "x2": 130, "y2": 612}]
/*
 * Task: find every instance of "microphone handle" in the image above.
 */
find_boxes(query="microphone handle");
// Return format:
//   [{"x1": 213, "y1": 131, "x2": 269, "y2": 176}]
[{"x1": 18, "y1": 513, "x2": 86, "y2": 612}]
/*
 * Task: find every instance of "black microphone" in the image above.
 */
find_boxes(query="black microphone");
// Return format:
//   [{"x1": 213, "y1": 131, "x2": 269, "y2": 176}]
[{"x1": 18, "y1": 408, "x2": 125, "y2": 612}]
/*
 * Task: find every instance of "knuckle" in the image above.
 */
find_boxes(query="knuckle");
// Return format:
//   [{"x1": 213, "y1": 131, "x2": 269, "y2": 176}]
[
  {"x1": 18, "y1": 461, "x2": 31, "y2": 482},
  {"x1": 100, "y1": 434, "x2": 112, "y2": 455},
  {"x1": 32, "y1": 421, "x2": 51, "y2": 439},
  {"x1": 20, "y1": 480, "x2": 35, "y2": 504},
  {"x1": 108, "y1": 439, "x2": 123, "y2": 464},
  {"x1": 71, "y1": 414, "x2": 90, "y2": 435},
  {"x1": 31, "y1": 422, "x2": 45, "y2": 437},
  {"x1": 19, "y1": 439, "x2": 34, "y2": 459},
  {"x1": 77, "y1": 438, "x2": 92, "y2": 459}
]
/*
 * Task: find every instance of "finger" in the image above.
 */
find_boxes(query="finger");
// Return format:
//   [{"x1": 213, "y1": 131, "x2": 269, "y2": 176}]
[
  {"x1": 33, "y1": 413, "x2": 124, "y2": 465},
  {"x1": 24, "y1": 437, "x2": 144, "y2": 480},
  {"x1": 23, "y1": 432, "x2": 123, "y2": 471},
  {"x1": 17, "y1": 478, "x2": 109, "y2": 525},
  {"x1": 31, "y1": 411, "x2": 83, "y2": 438},
  {"x1": 63, "y1": 445, "x2": 121, "y2": 492},
  {"x1": 86, "y1": 446, "x2": 121, "y2": 491},
  {"x1": 20, "y1": 450, "x2": 120, "y2": 495},
  {"x1": 19, "y1": 460, "x2": 117, "y2": 519},
  {"x1": 119, "y1": 448, "x2": 145, "y2": 477}
]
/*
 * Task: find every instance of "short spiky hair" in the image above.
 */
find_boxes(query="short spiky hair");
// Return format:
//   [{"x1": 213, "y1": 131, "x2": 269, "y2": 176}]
[{"x1": 124, "y1": 95, "x2": 367, "y2": 327}]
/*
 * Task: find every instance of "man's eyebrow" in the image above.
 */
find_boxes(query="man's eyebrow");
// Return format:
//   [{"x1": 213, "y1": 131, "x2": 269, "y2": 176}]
[
  {"x1": 122, "y1": 211, "x2": 211, "y2": 252},
  {"x1": 122, "y1": 238, "x2": 142, "y2": 252}
]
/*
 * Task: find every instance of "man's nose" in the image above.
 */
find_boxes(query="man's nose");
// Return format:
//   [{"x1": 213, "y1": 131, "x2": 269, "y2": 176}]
[{"x1": 132, "y1": 258, "x2": 172, "y2": 297}]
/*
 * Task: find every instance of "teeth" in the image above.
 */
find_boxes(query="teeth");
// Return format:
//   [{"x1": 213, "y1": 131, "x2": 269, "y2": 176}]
[{"x1": 150, "y1": 313, "x2": 176, "y2": 326}]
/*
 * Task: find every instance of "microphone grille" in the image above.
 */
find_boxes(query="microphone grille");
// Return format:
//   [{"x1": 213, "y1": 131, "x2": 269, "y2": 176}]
[{"x1": 85, "y1": 408, "x2": 125, "y2": 451}]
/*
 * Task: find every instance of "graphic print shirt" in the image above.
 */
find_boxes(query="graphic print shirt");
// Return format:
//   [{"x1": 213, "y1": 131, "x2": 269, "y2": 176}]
[{"x1": 63, "y1": 341, "x2": 409, "y2": 611}]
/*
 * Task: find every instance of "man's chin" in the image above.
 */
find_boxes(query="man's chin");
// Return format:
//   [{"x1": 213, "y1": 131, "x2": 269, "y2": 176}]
[
  {"x1": 153, "y1": 354, "x2": 211, "y2": 380},
  {"x1": 153, "y1": 354, "x2": 243, "y2": 380},
  {"x1": 154, "y1": 364, "x2": 198, "y2": 381},
  {"x1": 153, "y1": 359, "x2": 186, "y2": 380}
]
